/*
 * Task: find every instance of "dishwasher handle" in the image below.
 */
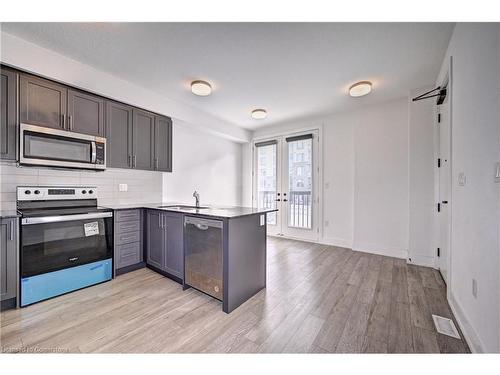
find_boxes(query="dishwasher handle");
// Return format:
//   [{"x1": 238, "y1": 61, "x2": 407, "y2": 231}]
[{"x1": 184, "y1": 216, "x2": 223, "y2": 229}]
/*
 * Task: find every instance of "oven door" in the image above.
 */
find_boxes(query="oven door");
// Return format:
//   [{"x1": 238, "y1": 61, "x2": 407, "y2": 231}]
[
  {"x1": 20, "y1": 212, "x2": 113, "y2": 278},
  {"x1": 20, "y1": 123, "x2": 106, "y2": 170}
]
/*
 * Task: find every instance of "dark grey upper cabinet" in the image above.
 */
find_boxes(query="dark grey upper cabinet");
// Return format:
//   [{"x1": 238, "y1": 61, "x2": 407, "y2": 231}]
[
  {"x1": 154, "y1": 115, "x2": 173, "y2": 172},
  {"x1": 1, "y1": 218, "x2": 17, "y2": 302},
  {"x1": 67, "y1": 89, "x2": 105, "y2": 136},
  {"x1": 133, "y1": 109, "x2": 155, "y2": 170},
  {"x1": 1, "y1": 68, "x2": 17, "y2": 160},
  {"x1": 20, "y1": 74, "x2": 67, "y2": 130},
  {"x1": 146, "y1": 210, "x2": 164, "y2": 270},
  {"x1": 106, "y1": 101, "x2": 133, "y2": 169},
  {"x1": 164, "y1": 213, "x2": 183, "y2": 278}
]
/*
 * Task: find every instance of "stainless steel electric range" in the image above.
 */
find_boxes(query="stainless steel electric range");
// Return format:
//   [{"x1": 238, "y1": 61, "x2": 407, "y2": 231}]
[{"x1": 17, "y1": 186, "x2": 113, "y2": 307}]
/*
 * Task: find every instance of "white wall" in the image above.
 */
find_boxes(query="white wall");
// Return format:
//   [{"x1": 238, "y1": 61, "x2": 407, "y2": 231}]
[
  {"x1": 435, "y1": 23, "x2": 500, "y2": 353},
  {"x1": 251, "y1": 97, "x2": 418, "y2": 259},
  {"x1": 162, "y1": 120, "x2": 242, "y2": 206},
  {"x1": 408, "y1": 87, "x2": 437, "y2": 267}
]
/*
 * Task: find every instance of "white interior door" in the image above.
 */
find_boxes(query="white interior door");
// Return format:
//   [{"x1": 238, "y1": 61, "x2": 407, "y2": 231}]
[
  {"x1": 438, "y1": 87, "x2": 451, "y2": 284},
  {"x1": 253, "y1": 130, "x2": 319, "y2": 241}
]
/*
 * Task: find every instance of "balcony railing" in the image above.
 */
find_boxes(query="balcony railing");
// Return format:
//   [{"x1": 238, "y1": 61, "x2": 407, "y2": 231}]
[{"x1": 258, "y1": 190, "x2": 312, "y2": 229}]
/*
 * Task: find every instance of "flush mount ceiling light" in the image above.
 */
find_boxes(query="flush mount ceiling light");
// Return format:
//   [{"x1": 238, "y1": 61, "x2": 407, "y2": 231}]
[
  {"x1": 191, "y1": 80, "x2": 212, "y2": 96},
  {"x1": 251, "y1": 109, "x2": 267, "y2": 120},
  {"x1": 349, "y1": 81, "x2": 372, "y2": 97}
]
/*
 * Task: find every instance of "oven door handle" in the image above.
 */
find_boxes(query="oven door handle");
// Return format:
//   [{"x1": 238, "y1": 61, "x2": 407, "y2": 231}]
[
  {"x1": 22, "y1": 212, "x2": 113, "y2": 225},
  {"x1": 91, "y1": 141, "x2": 97, "y2": 163}
]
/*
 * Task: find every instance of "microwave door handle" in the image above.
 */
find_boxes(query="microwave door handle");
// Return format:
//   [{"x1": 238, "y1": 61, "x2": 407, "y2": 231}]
[{"x1": 91, "y1": 141, "x2": 97, "y2": 163}]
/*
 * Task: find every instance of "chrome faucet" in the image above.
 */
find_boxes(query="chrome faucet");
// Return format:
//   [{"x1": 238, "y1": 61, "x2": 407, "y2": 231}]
[{"x1": 193, "y1": 190, "x2": 200, "y2": 208}]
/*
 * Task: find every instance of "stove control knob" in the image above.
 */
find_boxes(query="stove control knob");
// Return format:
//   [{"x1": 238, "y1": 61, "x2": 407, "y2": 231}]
[
  {"x1": 34, "y1": 190, "x2": 40, "y2": 195},
  {"x1": 88, "y1": 190, "x2": 94, "y2": 194},
  {"x1": 24, "y1": 190, "x2": 31, "y2": 195},
  {"x1": 82, "y1": 190, "x2": 87, "y2": 194}
]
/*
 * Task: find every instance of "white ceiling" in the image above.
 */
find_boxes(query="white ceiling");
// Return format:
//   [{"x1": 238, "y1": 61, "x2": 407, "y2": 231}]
[{"x1": 2, "y1": 23, "x2": 454, "y2": 130}]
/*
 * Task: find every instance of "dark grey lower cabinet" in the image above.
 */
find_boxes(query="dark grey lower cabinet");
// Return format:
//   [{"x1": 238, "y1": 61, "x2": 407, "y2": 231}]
[
  {"x1": 114, "y1": 209, "x2": 143, "y2": 274},
  {"x1": 1, "y1": 218, "x2": 17, "y2": 307},
  {"x1": 146, "y1": 210, "x2": 183, "y2": 281}
]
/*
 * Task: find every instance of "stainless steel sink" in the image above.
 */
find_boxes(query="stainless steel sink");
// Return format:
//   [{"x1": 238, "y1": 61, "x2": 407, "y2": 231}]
[{"x1": 160, "y1": 205, "x2": 209, "y2": 210}]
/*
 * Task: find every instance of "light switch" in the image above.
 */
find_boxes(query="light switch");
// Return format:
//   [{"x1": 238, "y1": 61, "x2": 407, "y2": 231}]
[
  {"x1": 118, "y1": 183, "x2": 128, "y2": 192},
  {"x1": 458, "y1": 172, "x2": 466, "y2": 186}
]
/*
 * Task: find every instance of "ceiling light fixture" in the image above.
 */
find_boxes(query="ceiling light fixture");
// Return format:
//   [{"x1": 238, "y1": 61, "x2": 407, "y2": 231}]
[
  {"x1": 191, "y1": 80, "x2": 212, "y2": 96},
  {"x1": 251, "y1": 109, "x2": 267, "y2": 120},
  {"x1": 349, "y1": 81, "x2": 372, "y2": 97}
]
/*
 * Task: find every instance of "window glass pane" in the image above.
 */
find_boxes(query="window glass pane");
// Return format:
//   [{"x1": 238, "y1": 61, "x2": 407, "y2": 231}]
[
  {"x1": 256, "y1": 143, "x2": 277, "y2": 225},
  {"x1": 288, "y1": 138, "x2": 312, "y2": 229}
]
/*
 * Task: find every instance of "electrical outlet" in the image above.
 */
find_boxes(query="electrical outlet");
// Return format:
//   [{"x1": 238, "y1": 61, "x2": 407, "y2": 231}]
[
  {"x1": 118, "y1": 183, "x2": 128, "y2": 192},
  {"x1": 472, "y1": 278, "x2": 478, "y2": 298}
]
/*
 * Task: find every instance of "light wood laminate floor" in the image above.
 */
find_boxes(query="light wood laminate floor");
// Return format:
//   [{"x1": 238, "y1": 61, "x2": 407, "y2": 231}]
[{"x1": 0, "y1": 237, "x2": 469, "y2": 353}]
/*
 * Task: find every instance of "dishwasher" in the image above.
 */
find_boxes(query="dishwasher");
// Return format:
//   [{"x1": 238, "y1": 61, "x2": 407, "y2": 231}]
[{"x1": 184, "y1": 216, "x2": 223, "y2": 300}]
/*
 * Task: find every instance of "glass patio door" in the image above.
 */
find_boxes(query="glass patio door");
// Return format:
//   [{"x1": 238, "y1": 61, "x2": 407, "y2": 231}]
[{"x1": 253, "y1": 130, "x2": 319, "y2": 241}]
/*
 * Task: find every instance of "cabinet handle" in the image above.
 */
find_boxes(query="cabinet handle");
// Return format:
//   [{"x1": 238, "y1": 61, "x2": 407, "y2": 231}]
[
  {"x1": 128, "y1": 155, "x2": 132, "y2": 167},
  {"x1": 69, "y1": 115, "x2": 73, "y2": 130},
  {"x1": 9, "y1": 221, "x2": 14, "y2": 241},
  {"x1": 133, "y1": 155, "x2": 137, "y2": 168},
  {"x1": 62, "y1": 114, "x2": 65, "y2": 128},
  {"x1": 155, "y1": 158, "x2": 158, "y2": 170}
]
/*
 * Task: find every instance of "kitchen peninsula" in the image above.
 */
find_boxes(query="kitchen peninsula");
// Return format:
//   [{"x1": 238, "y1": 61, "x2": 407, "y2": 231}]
[{"x1": 105, "y1": 202, "x2": 277, "y2": 313}]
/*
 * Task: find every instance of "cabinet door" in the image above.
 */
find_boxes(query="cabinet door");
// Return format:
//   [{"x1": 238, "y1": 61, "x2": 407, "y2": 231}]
[
  {"x1": 1, "y1": 68, "x2": 17, "y2": 160},
  {"x1": 67, "y1": 89, "x2": 105, "y2": 136},
  {"x1": 154, "y1": 115, "x2": 172, "y2": 172},
  {"x1": 1, "y1": 218, "x2": 17, "y2": 301},
  {"x1": 106, "y1": 101, "x2": 133, "y2": 168},
  {"x1": 20, "y1": 74, "x2": 67, "y2": 130},
  {"x1": 146, "y1": 211, "x2": 165, "y2": 270},
  {"x1": 164, "y1": 213, "x2": 184, "y2": 279},
  {"x1": 132, "y1": 109, "x2": 154, "y2": 170}
]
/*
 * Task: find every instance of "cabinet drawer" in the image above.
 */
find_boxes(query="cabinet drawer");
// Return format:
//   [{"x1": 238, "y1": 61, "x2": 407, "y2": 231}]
[
  {"x1": 115, "y1": 209, "x2": 141, "y2": 222},
  {"x1": 116, "y1": 242, "x2": 142, "y2": 269},
  {"x1": 115, "y1": 220, "x2": 141, "y2": 234},
  {"x1": 115, "y1": 231, "x2": 141, "y2": 245}
]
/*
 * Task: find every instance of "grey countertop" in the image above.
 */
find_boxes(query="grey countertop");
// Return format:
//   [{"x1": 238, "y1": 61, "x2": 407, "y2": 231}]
[
  {"x1": 101, "y1": 202, "x2": 277, "y2": 219},
  {"x1": 0, "y1": 210, "x2": 20, "y2": 219}
]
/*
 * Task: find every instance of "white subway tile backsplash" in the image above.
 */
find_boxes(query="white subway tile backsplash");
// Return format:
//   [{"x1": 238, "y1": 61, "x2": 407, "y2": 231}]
[{"x1": 0, "y1": 162, "x2": 164, "y2": 210}]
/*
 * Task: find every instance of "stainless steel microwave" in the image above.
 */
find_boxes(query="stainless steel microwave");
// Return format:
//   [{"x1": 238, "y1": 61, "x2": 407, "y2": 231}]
[{"x1": 20, "y1": 123, "x2": 106, "y2": 170}]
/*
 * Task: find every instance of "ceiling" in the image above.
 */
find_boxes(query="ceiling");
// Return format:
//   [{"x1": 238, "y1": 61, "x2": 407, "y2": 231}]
[{"x1": 2, "y1": 23, "x2": 454, "y2": 130}]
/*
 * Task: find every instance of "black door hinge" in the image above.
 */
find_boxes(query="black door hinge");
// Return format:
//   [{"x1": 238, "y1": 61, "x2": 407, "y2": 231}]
[
  {"x1": 438, "y1": 158, "x2": 441, "y2": 168},
  {"x1": 437, "y1": 203, "x2": 441, "y2": 212},
  {"x1": 438, "y1": 113, "x2": 441, "y2": 123},
  {"x1": 437, "y1": 248, "x2": 440, "y2": 257}
]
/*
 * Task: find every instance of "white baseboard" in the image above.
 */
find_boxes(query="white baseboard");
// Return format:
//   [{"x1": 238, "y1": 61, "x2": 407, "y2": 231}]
[
  {"x1": 352, "y1": 242, "x2": 408, "y2": 259},
  {"x1": 407, "y1": 254, "x2": 436, "y2": 268},
  {"x1": 448, "y1": 292, "x2": 485, "y2": 353},
  {"x1": 320, "y1": 236, "x2": 353, "y2": 249}
]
